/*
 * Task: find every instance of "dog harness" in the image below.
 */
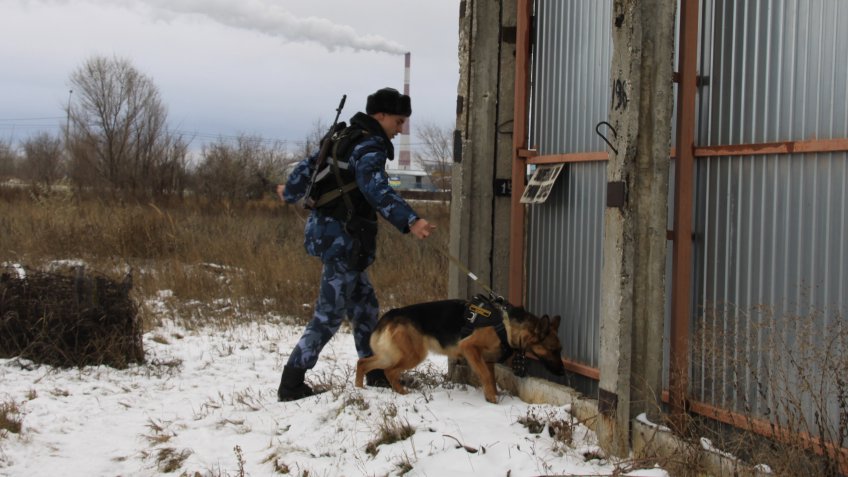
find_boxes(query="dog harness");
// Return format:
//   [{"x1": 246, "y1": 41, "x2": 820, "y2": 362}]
[{"x1": 460, "y1": 294, "x2": 525, "y2": 375}]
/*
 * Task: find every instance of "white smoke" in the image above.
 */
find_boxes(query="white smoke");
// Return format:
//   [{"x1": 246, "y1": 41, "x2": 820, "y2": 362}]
[{"x1": 31, "y1": 0, "x2": 408, "y2": 54}]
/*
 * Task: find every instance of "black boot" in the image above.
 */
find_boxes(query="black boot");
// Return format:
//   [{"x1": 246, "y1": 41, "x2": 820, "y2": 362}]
[
  {"x1": 365, "y1": 369, "x2": 391, "y2": 388},
  {"x1": 277, "y1": 365, "x2": 314, "y2": 401}
]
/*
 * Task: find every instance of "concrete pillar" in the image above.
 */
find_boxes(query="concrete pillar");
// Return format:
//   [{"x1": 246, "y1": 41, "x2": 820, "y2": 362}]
[
  {"x1": 492, "y1": 0, "x2": 516, "y2": 298},
  {"x1": 597, "y1": 0, "x2": 677, "y2": 456},
  {"x1": 450, "y1": 0, "x2": 514, "y2": 301}
]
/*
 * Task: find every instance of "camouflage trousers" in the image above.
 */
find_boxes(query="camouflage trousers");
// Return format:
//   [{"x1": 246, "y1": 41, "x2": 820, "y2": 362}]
[{"x1": 286, "y1": 259, "x2": 379, "y2": 369}]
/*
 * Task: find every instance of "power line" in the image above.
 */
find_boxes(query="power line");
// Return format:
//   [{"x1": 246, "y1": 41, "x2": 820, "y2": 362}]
[
  {"x1": 0, "y1": 116, "x2": 65, "y2": 122},
  {"x1": 0, "y1": 121, "x2": 436, "y2": 150}
]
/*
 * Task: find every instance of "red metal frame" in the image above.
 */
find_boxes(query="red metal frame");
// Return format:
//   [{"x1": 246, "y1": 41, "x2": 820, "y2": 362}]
[
  {"x1": 695, "y1": 138, "x2": 848, "y2": 157},
  {"x1": 561, "y1": 357, "x2": 600, "y2": 380},
  {"x1": 526, "y1": 136, "x2": 848, "y2": 168},
  {"x1": 684, "y1": 397, "x2": 848, "y2": 474},
  {"x1": 509, "y1": 0, "x2": 533, "y2": 306},
  {"x1": 525, "y1": 151, "x2": 610, "y2": 164},
  {"x1": 669, "y1": 0, "x2": 700, "y2": 428}
]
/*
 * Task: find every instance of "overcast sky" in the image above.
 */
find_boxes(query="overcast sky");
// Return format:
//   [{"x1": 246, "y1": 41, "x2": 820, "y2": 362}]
[{"x1": 0, "y1": 0, "x2": 460, "y2": 154}]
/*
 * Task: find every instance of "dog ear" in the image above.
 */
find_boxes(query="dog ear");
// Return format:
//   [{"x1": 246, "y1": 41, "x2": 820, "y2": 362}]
[
  {"x1": 550, "y1": 315, "x2": 561, "y2": 331},
  {"x1": 537, "y1": 314, "x2": 551, "y2": 335}
]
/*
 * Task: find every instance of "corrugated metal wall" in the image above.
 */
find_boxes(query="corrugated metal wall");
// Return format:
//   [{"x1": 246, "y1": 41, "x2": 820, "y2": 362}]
[
  {"x1": 525, "y1": 0, "x2": 611, "y2": 370},
  {"x1": 698, "y1": 0, "x2": 848, "y2": 145},
  {"x1": 527, "y1": 163, "x2": 606, "y2": 368},
  {"x1": 693, "y1": 0, "x2": 848, "y2": 428},
  {"x1": 529, "y1": 0, "x2": 612, "y2": 155},
  {"x1": 526, "y1": 0, "x2": 846, "y2": 438}
]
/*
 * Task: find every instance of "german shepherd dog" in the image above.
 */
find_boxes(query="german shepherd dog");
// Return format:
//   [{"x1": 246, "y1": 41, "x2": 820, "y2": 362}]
[{"x1": 355, "y1": 299, "x2": 566, "y2": 403}]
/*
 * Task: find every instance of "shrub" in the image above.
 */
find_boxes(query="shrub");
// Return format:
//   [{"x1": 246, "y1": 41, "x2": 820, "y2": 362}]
[{"x1": 0, "y1": 265, "x2": 143, "y2": 368}]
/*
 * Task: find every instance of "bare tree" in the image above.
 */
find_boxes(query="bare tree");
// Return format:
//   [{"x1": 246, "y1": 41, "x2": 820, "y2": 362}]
[
  {"x1": 146, "y1": 135, "x2": 190, "y2": 197},
  {"x1": 414, "y1": 121, "x2": 453, "y2": 193},
  {"x1": 194, "y1": 134, "x2": 294, "y2": 203},
  {"x1": 0, "y1": 139, "x2": 17, "y2": 180},
  {"x1": 65, "y1": 55, "x2": 186, "y2": 196},
  {"x1": 295, "y1": 118, "x2": 328, "y2": 161},
  {"x1": 21, "y1": 132, "x2": 64, "y2": 186}
]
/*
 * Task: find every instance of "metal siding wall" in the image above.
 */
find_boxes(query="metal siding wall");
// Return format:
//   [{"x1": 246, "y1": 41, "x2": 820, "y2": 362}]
[
  {"x1": 699, "y1": 0, "x2": 848, "y2": 145},
  {"x1": 526, "y1": 0, "x2": 612, "y2": 370},
  {"x1": 693, "y1": 0, "x2": 848, "y2": 433},
  {"x1": 529, "y1": 0, "x2": 612, "y2": 154},
  {"x1": 527, "y1": 163, "x2": 606, "y2": 367}
]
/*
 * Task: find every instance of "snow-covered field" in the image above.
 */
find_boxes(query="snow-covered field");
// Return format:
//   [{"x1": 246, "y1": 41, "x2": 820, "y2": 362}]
[{"x1": 0, "y1": 297, "x2": 668, "y2": 476}]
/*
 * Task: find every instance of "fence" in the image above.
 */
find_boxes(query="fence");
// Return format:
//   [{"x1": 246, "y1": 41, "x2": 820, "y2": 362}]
[{"x1": 521, "y1": 0, "x2": 848, "y2": 447}]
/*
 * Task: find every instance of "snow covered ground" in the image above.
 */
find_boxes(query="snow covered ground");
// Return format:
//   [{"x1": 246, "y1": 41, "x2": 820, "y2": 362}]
[{"x1": 0, "y1": 296, "x2": 668, "y2": 476}]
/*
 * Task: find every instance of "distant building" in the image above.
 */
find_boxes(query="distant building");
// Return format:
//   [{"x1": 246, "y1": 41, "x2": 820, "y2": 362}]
[{"x1": 386, "y1": 169, "x2": 435, "y2": 191}]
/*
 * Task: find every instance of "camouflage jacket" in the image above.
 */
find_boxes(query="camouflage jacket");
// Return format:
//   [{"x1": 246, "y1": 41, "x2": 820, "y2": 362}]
[{"x1": 284, "y1": 112, "x2": 419, "y2": 268}]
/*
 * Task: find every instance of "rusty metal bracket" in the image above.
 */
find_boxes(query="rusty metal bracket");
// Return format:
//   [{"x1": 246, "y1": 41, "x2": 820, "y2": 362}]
[
  {"x1": 598, "y1": 388, "x2": 619, "y2": 417},
  {"x1": 606, "y1": 181, "x2": 627, "y2": 209}
]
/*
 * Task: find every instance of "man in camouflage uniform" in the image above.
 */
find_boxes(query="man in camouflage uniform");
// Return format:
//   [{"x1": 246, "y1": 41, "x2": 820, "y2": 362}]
[{"x1": 276, "y1": 87, "x2": 435, "y2": 401}]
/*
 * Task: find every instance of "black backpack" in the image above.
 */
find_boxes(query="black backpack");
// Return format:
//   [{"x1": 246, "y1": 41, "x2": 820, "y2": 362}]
[{"x1": 306, "y1": 123, "x2": 371, "y2": 212}]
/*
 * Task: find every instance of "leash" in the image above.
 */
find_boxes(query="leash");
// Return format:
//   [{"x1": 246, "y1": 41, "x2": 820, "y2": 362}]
[
  {"x1": 439, "y1": 252, "x2": 526, "y2": 377},
  {"x1": 371, "y1": 224, "x2": 532, "y2": 375},
  {"x1": 430, "y1": 241, "x2": 501, "y2": 300}
]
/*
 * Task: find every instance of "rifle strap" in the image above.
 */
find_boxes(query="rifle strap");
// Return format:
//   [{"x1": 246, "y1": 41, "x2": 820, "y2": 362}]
[{"x1": 329, "y1": 138, "x2": 357, "y2": 220}]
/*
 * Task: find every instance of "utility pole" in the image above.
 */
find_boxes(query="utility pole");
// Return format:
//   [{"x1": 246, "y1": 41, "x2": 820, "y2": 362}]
[{"x1": 65, "y1": 89, "x2": 73, "y2": 136}]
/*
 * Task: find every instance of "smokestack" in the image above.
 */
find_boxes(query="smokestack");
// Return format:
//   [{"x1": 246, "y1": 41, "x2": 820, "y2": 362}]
[{"x1": 399, "y1": 52, "x2": 411, "y2": 170}]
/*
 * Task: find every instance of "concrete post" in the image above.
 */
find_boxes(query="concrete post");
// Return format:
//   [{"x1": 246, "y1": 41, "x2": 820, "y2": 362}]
[
  {"x1": 450, "y1": 0, "x2": 514, "y2": 301},
  {"x1": 597, "y1": 0, "x2": 676, "y2": 456},
  {"x1": 492, "y1": 0, "x2": 516, "y2": 298}
]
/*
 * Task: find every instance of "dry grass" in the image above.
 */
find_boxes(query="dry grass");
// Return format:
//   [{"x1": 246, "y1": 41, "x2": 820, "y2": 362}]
[
  {"x1": 0, "y1": 399, "x2": 23, "y2": 436},
  {"x1": 0, "y1": 187, "x2": 449, "y2": 329},
  {"x1": 517, "y1": 406, "x2": 575, "y2": 446},
  {"x1": 151, "y1": 447, "x2": 192, "y2": 473},
  {"x1": 687, "y1": 304, "x2": 848, "y2": 475},
  {"x1": 364, "y1": 403, "x2": 416, "y2": 456}
]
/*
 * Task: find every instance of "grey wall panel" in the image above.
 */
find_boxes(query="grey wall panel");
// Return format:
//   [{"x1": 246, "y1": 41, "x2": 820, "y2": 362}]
[
  {"x1": 530, "y1": 0, "x2": 612, "y2": 155},
  {"x1": 693, "y1": 0, "x2": 848, "y2": 436},
  {"x1": 525, "y1": 0, "x2": 613, "y2": 372},
  {"x1": 699, "y1": 0, "x2": 848, "y2": 145},
  {"x1": 691, "y1": 152, "x2": 848, "y2": 427},
  {"x1": 526, "y1": 162, "x2": 606, "y2": 368}
]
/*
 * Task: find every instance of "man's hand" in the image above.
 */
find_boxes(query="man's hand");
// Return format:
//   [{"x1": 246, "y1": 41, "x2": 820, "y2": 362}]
[
  {"x1": 276, "y1": 184, "x2": 285, "y2": 202},
  {"x1": 410, "y1": 218, "x2": 435, "y2": 239}
]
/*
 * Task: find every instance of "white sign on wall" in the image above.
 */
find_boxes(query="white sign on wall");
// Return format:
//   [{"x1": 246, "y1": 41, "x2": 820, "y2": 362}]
[{"x1": 519, "y1": 164, "x2": 564, "y2": 204}]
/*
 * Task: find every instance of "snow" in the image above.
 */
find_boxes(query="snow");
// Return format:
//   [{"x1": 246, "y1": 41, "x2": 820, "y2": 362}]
[
  {"x1": 0, "y1": 263, "x2": 26, "y2": 280},
  {"x1": 700, "y1": 437, "x2": 735, "y2": 460},
  {"x1": 0, "y1": 298, "x2": 669, "y2": 476},
  {"x1": 635, "y1": 413, "x2": 672, "y2": 433}
]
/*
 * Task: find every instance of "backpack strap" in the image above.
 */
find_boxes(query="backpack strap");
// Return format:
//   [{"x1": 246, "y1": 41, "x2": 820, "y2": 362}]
[
  {"x1": 313, "y1": 181, "x2": 359, "y2": 208},
  {"x1": 311, "y1": 127, "x2": 371, "y2": 213},
  {"x1": 329, "y1": 136, "x2": 357, "y2": 220}
]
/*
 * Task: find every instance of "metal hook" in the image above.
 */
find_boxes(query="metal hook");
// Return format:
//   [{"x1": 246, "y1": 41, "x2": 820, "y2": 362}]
[{"x1": 595, "y1": 121, "x2": 618, "y2": 155}]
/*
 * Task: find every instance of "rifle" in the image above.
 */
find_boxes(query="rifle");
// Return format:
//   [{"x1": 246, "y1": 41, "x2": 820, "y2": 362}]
[{"x1": 303, "y1": 94, "x2": 347, "y2": 209}]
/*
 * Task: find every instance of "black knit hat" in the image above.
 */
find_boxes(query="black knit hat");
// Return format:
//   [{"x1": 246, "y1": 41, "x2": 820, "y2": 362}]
[{"x1": 366, "y1": 87, "x2": 412, "y2": 117}]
